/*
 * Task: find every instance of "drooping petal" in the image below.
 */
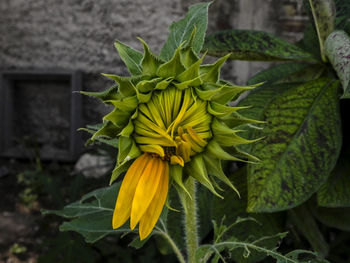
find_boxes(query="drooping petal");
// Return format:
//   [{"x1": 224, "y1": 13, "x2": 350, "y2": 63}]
[
  {"x1": 139, "y1": 161, "x2": 169, "y2": 240},
  {"x1": 130, "y1": 157, "x2": 164, "y2": 229},
  {"x1": 112, "y1": 154, "x2": 149, "y2": 229}
]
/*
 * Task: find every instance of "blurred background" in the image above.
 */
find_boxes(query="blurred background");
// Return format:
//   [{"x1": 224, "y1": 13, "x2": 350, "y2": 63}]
[{"x1": 0, "y1": 0, "x2": 309, "y2": 262}]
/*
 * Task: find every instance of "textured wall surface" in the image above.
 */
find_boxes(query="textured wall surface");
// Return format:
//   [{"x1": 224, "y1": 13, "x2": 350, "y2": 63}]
[{"x1": 0, "y1": 0, "x2": 308, "y2": 126}]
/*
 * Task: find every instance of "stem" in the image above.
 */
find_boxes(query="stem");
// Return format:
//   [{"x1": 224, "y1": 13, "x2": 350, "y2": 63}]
[
  {"x1": 156, "y1": 231, "x2": 186, "y2": 263},
  {"x1": 183, "y1": 177, "x2": 199, "y2": 263}
]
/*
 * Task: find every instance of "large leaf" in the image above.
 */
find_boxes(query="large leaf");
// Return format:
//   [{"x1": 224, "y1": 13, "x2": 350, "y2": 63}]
[
  {"x1": 334, "y1": 0, "x2": 350, "y2": 33},
  {"x1": 317, "y1": 99, "x2": 350, "y2": 207},
  {"x1": 115, "y1": 41, "x2": 143, "y2": 76},
  {"x1": 246, "y1": 78, "x2": 342, "y2": 212},
  {"x1": 308, "y1": 0, "x2": 336, "y2": 61},
  {"x1": 237, "y1": 83, "x2": 297, "y2": 154},
  {"x1": 160, "y1": 2, "x2": 211, "y2": 61},
  {"x1": 325, "y1": 30, "x2": 350, "y2": 98},
  {"x1": 203, "y1": 30, "x2": 316, "y2": 62},
  {"x1": 42, "y1": 183, "x2": 127, "y2": 243},
  {"x1": 247, "y1": 63, "x2": 325, "y2": 86},
  {"x1": 312, "y1": 205, "x2": 350, "y2": 232}
]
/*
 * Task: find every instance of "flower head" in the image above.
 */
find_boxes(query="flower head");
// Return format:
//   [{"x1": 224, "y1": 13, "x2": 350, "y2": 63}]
[{"x1": 83, "y1": 34, "x2": 260, "y2": 240}]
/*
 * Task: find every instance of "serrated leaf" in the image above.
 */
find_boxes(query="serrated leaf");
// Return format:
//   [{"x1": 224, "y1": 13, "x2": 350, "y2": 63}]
[
  {"x1": 160, "y1": 2, "x2": 211, "y2": 61},
  {"x1": 115, "y1": 41, "x2": 143, "y2": 76},
  {"x1": 42, "y1": 183, "x2": 125, "y2": 243},
  {"x1": 203, "y1": 30, "x2": 316, "y2": 62},
  {"x1": 325, "y1": 30, "x2": 350, "y2": 98},
  {"x1": 309, "y1": 0, "x2": 336, "y2": 61},
  {"x1": 247, "y1": 78, "x2": 342, "y2": 212}
]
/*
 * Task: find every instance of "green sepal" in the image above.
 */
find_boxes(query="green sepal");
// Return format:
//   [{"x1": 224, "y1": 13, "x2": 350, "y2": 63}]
[
  {"x1": 105, "y1": 95, "x2": 138, "y2": 112},
  {"x1": 155, "y1": 77, "x2": 173, "y2": 90},
  {"x1": 80, "y1": 85, "x2": 120, "y2": 102},
  {"x1": 206, "y1": 140, "x2": 245, "y2": 162},
  {"x1": 90, "y1": 121, "x2": 120, "y2": 141},
  {"x1": 185, "y1": 154, "x2": 223, "y2": 198},
  {"x1": 195, "y1": 86, "x2": 222, "y2": 101},
  {"x1": 109, "y1": 160, "x2": 133, "y2": 185},
  {"x1": 177, "y1": 52, "x2": 206, "y2": 82},
  {"x1": 211, "y1": 118, "x2": 259, "y2": 146},
  {"x1": 138, "y1": 37, "x2": 163, "y2": 76},
  {"x1": 200, "y1": 53, "x2": 231, "y2": 83},
  {"x1": 114, "y1": 40, "x2": 143, "y2": 76},
  {"x1": 136, "y1": 77, "x2": 162, "y2": 93},
  {"x1": 103, "y1": 108, "x2": 130, "y2": 128},
  {"x1": 136, "y1": 90, "x2": 153, "y2": 103},
  {"x1": 180, "y1": 46, "x2": 200, "y2": 68},
  {"x1": 119, "y1": 119, "x2": 134, "y2": 137},
  {"x1": 170, "y1": 165, "x2": 192, "y2": 199},
  {"x1": 211, "y1": 82, "x2": 259, "y2": 105},
  {"x1": 117, "y1": 136, "x2": 141, "y2": 165},
  {"x1": 208, "y1": 101, "x2": 248, "y2": 118},
  {"x1": 222, "y1": 112, "x2": 264, "y2": 128},
  {"x1": 101, "y1": 74, "x2": 136, "y2": 97},
  {"x1": 203, "y1": 154, "x2": 240, "y2": 197},
  {"x1": 157, "y1": 45, "x2": 186, "y2": 78},
  {"x1": 174, "y1": 75, "x2": 203, "y2": 90}
]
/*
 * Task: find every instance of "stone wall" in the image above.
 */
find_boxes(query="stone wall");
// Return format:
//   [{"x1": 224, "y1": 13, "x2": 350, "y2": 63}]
[{"x1": 0, "y1": 0, "x2": 309, "y2": 126}]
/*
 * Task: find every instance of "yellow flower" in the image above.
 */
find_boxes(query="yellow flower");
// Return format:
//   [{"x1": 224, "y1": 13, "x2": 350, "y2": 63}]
[{"x1": 83, "y1": 36, "x2": 260, "y2": 240}]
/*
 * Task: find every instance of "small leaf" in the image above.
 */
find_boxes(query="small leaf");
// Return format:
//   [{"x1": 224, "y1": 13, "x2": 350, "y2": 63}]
[
  {"x1": 325, "y1": 30, "x2": 350, "y2": 98},
  {"x1": 309, "y1": 0, "x2": 336, "y2": 61},
  {"x1": 115, "y1": 41, "x2": 143, "y2": 76},
  {"x1": 247, "y1": 78, "x2": 342, "y2": 212},
  {"x1": 160, "y1": 2, "x2": 211, "y2": 61},
  {"x1": 42, "y1": 183, "x2": 124, "y2": 243},
  {"x1": 203, "y1": 30, "x2": 316, "y2": 62}
]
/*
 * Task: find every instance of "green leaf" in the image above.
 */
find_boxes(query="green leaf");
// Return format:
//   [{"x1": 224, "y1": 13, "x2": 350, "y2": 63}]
[
  {"x1": 247, "y1": 78, "x2": 342, "y2": 212},
  {"x1": 308, "y1": 0, "x2": 336, "y2": 61},
  {"x1": 160, "y1": 2, "x2": 211, "y2": 61},
  {"x1": 212, "y1": 167, "x2": 284, "y2": 263},
  {"x1": 247, "y1": 63, "x2": 325, "y2": 86},
  {"x1": 115, "y1": 41, "x2": 143, "y2": 76},
  {"x1": 237, "y1": 83, "x2": 296, "y2": 153},
  {"x1": 203, "y1": 30, "x2": 316, "y2": 62},
  {"x1": 325, "y1": 30, "x2": 350, "y2": 98},
  {"x1": 334, "y1": 0, "x2": 350, "y2": 32},
  {"x1": 289, "y1": 204, "x2": 329, "y2": 258},
  {"x1": 42, "y1": 183, "x2": 126, "y2": 243}
]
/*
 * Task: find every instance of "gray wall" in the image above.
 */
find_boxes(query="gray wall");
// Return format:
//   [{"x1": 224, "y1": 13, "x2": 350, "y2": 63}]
[{"x1": 0, "y1": 0, "x2": 308, "y2": 125}]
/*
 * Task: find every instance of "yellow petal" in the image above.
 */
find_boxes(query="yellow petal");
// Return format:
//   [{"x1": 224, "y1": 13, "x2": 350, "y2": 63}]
[
  {"x1": 170, "y1": 155, "x2": 184, "y2": 166},
  {"x1": 112, "y1": 154, "x2": 149, "y2": 229},
  {"x1": 139, "y1": 161, "x2": 169, "y2": 240},
  {"x1": 139, "y1": 144, "x2": 165, "y2": 157},
  {"x1": 130, "y1": 157, "x2": 164, "y2": 229}
]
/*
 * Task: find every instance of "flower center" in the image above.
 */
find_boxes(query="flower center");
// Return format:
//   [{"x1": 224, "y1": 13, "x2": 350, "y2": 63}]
[{"x1": 133, "y1": 86, "x2": 212, "y2": 165}]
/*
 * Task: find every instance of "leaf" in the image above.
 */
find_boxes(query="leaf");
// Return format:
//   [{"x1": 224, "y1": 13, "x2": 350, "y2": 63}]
[
  {"x1": 317, "y1": 99, "x2": 350, "y2": 207},
  {"x1": 203, "y1": 30, "x2": 317, "y2": 62},
  {"x1": 115, "y1": 41, "x2": 143, "y2": 76},
  {"x1": 325, "y1": 30, "x2": 350, "y2": 98},
  {"x1": 308, "y1": 0, "x2": 336, "y2": 61},
  {"x1": 195, "y1": 236, "x2": 322, "y2": 263},
  {"x1": 160, "y1": 2, "x2": 211, "y2": 61},
  {"x1": 334, "y1": 0, "x2": 350, "y2": 32},
  {"x1": 289, "y1": 204, "x2": 329, "y2": 258},
  {"x1": 246, "y1": 78, "x2": 342, "y2": 212},
  {"x1": 247, "y1": 63, "x2": 325, "y2": 86},
  {"x1": 212, "y1": 167, "x2": 284, "y2": 263},
  {"x1": 42, "y1": 183, "x2": 128, "y2": 243},
  {"x1": 237, "y1": 83, "x2": 297, "y2": 154}
]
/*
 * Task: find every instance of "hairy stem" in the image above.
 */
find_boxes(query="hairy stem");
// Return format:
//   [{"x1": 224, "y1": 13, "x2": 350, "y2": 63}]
[{"x1": 183, "y1": 177, "x2": 199, "y2": 263}]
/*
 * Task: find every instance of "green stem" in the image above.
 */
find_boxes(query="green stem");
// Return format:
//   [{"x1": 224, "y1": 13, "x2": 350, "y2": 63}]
[
  {"x1": 156, "y1": 231, "x2": 186, "y2": 263},
  {"x1": 183, "y1": 177, "x2": 199, "y2": 263}
]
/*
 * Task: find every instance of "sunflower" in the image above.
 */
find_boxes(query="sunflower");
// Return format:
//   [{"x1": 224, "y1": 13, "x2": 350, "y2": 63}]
[{"x1": 82, "y1": 35, "x2": 260, "y2": 240}]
